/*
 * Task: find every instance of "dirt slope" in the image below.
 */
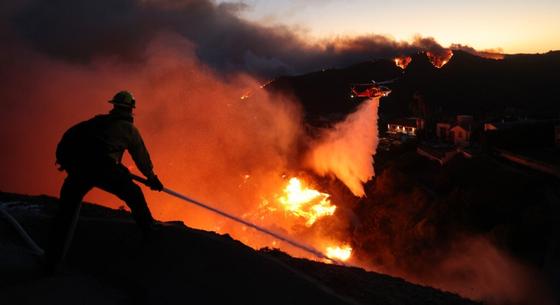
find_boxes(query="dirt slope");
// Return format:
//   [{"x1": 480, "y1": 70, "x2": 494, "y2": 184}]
[{"x1": 0, "y1": 192, "x2": 478, "y2": 305}]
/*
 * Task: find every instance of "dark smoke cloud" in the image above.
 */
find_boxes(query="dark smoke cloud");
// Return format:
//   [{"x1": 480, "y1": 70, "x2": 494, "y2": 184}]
[
  {"x1": 450, "y1": 43, "x2": 505, "y2": 60},
  {"x1": 217, "y1": 1, "x2": 251, "y2": 14},
  {"x1": 7, "y1": 0, "x2": 453, "y2": 77}
]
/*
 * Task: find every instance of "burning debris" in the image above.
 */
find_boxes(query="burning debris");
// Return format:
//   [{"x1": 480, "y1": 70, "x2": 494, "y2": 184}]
[
  {"x1": 326, "y1": 244, "x2": 353, "y2": 261},
  {"x1": 250, "y1": 175, "x2": 353, "y2": 262},
  {"x1": 426, "y1": 49, "x2": 454, "y2": 68},
  {"x1": 276, "y1": 177, "x2": 336, "y2": 227}
]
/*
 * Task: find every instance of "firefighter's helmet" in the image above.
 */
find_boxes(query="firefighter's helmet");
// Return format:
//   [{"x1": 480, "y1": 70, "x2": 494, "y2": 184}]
[{"x1": 108, "y1": 91, "x2": 136, "y2": 108}]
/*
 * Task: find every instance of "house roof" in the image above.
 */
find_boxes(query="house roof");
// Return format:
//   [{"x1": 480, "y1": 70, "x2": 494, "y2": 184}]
[{"x1": 450, "y1": 122, "x2": 472, "y2": 132}]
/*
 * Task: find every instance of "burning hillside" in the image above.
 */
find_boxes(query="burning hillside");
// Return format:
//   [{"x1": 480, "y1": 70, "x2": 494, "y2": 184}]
[
  {"x1": 394, "y1": 55, "x2": 412, "y2": 69},
  {"x1": 426, "y1": 49, "x2": 454, "y2": 68}
]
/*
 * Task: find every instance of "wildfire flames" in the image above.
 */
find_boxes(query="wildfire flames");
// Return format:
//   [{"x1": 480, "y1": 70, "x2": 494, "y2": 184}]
[
  {"x1": 251, "y1": 176, "x2": 353, "y2": 262},
  {"x1": 277, "y1": 177, "x2": 336, "y2": 227},
  {"x1": 394, "y1": 55, "x2": 412, "y2": 69},
  {"x1": 326, "y1": 244, "x2": 353, "y2": 261},
  {"x1": 426, "y1": 49, "x2": 454, "y2": 68}
]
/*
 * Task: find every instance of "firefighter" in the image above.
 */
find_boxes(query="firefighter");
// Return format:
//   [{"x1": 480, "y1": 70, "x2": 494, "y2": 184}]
[{"x1": 46, "y1": 90, "x2": 164, "y2": 273}]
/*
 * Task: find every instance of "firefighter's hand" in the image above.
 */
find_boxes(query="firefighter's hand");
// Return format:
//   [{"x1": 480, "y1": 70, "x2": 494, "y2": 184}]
[{"x1": 147, "y1": 175, "x2": 164, "y2": 191}]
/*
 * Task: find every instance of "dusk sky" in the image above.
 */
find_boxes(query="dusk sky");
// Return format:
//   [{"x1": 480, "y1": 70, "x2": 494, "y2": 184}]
[{"x1": 230, "y1": 0, "x2": 560, "y2": 54}]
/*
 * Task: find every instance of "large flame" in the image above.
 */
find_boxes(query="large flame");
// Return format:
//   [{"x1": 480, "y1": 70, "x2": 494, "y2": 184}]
[
  {"x1": 277, "y1": 177, "x2": 336, "y2": 226},
  {"x1": 394, "y1": 55, "x2": 412, "y2": 69},
  {"x1": 426, "y1": 50, "x2": 454, "y2": 68},
  {"x1": 326, "y1": 244, "x2": 353, "y2": 261}
]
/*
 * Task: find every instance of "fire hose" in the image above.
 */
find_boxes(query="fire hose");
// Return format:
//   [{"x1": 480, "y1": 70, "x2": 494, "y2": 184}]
[
  {"x1": 0, "y1": 205, "x2": 45, "y2": 256},
  {"x1": 130, "y1": 174, "x2": 345, "y2": 265}
]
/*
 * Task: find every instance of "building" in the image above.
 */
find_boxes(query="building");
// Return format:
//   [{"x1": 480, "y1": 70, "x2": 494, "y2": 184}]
[
  {"x1": 436, "y1": 122, "x2": 451, "y2": 139},
  {"x1": 436, "y1": 115, "x2": 474, "y2": 146},
  {"x1": 387, "y1": 117, "x2": 424, "y2": 137},
  {"x1": 450, "y1": 123, "x2": 472, "y2": 147}
]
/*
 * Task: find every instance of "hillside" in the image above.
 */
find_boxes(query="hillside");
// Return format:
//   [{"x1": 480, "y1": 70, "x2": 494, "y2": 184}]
[
  {"x1": 265, "y1": 50, "x2": 560, "y2": 125},
  {"x1": 0, "y1": 192, "x2": 479, "y2": 305}
]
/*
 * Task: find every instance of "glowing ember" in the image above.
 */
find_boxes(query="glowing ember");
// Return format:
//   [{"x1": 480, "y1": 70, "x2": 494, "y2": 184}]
[
  {"x1": 240, "y1": 91, "x2": 251, "y2": 100},
  {"x1": 259, "y1": 79, "x2": 274, "y2": 89},
  {"x1": 426, "y1": 50, "x2": 454, "y2": 68},
  {"x1": 326, "y1": 244, "x2": 352, "y2": 261},
  {"x1": 394, "y1": 55, "x2": 412, "y2": 69},
  {"x1": 277, "y1": 177, "x2": 336, "y2": 226}
]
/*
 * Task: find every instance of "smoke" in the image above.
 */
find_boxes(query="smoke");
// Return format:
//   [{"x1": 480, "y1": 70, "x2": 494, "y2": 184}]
[
  {"x1": 359, "y1": 236, "x2": 555, "y2": 305},
  {"x1": 450, "y1": 43, "x2": 505, "y2": 60},
  {"x1": 430, "y1": 238, "x2": 554, "y2": 305},
  {"x1": 0, "y1": 32, "x2": 297, "y2": 222},
  {"x1": 5, "y1": 0, "x2": 483, "y2": 77},
  {"x1": 350, "y1": 167, "x2": 557, "y2": 305},
  {"x1": 305, "y1": 99, "x2": 379, "y2": 197}
]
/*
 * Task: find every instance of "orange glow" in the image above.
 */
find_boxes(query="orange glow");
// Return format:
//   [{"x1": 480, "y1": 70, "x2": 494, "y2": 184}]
[
  {"x1": 426, "y1": 49, "x2": 453, "y2": 68},
  {"x1": 394, "y1": 55, "x2": 412, "y2": 69},
  {"x1": 476, "y1": 51, "x2": 504, "y2": 60},
  {"x1": 240, "y1": 90, "x2": 252, "y2": 100},
  {"x1": 326, "y1": 244, "x2": 352, "y2": 261},
  {"x1": 277, "y1": 177, "x2": 336, "y2": 226}
]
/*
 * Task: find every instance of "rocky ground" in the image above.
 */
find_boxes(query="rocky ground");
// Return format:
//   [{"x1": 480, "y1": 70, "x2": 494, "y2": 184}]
[{"x1": 0, "y1": 192, "x2": 479, "y2": 305}]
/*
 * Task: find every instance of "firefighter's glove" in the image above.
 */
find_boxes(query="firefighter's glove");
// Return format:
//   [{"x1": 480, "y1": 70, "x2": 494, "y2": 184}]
[{"x1": 147, "y1": 175, "x2": 164, "y2": 191}]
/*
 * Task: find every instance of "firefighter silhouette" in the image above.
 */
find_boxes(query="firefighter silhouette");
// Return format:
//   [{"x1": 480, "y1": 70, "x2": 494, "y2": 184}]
[{"x1": 46, "y1": 91, "x2": 164, "y2": 273}]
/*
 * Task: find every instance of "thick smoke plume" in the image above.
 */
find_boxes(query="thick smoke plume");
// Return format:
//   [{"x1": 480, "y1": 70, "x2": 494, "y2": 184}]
[
  {"x1": 305, "y1": 99, "x2": 379, "y2": 197},
  {"x1": 450, "y1": 44, "x2": 505, "y2": 60},
  {"x1": 5, "y1": 0, "x2": 482, "y2": 77},
  {"x1": 0, "y1": 33, "x2": 303, "y2": 230}
]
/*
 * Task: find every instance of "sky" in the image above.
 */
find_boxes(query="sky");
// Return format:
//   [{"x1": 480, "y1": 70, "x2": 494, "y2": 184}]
[{"x1": 233, "y1": 0, "x2": 560, "y2": 54}]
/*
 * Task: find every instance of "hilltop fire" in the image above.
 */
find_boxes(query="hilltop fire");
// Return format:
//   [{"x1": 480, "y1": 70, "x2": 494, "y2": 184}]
[
  {"x1": 394, "y1": 56, "x2": 412, "y2": 69},
  {"x1": 426, "y1": 49, "x2": 454, "y2": 68}
]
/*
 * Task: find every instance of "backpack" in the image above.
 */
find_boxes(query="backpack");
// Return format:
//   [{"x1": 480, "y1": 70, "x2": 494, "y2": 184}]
[{"x1": 55, "y1": 116, "x2": 108, "y2": 171}]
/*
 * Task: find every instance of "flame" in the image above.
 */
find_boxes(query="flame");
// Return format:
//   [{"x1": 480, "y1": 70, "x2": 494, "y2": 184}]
[
  {"x1": 394, "y1": 55, "x2": 412, "y2": 69},
  {"x1": 426, "y1": 49, "x2": 453, "y2": 68},
  {"x1": 326, "y1": 244, "x2": 353, "y2": 261},
  {"x1": 277, "y1": 177, "x2": 336, "y2": 226}
]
